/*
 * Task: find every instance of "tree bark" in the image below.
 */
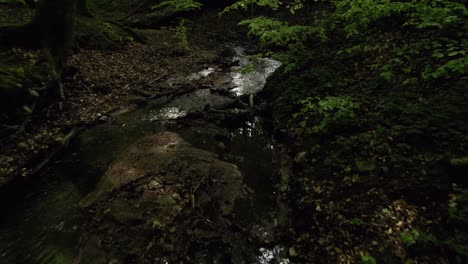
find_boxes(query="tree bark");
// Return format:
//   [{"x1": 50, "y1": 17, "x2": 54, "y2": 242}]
[
  {"x1": 31, "y1": 0, "x2": 78, "y2": 69},
  {"x1": 24, "y1": 0, "x2": 38, "y2": 8},
  {"x1": 77, "y1": 0, "x2": 93, "y2": 17}
]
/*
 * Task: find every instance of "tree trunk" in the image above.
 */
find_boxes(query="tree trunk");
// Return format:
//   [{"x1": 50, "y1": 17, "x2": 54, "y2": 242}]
[
  {"x1": 24, "y1": 0, "x2": 38, "y2": 8},
  {"x1": 31, "y1": 0, "x2": 78, "y2": 69},
  {"x1": 77, "y1": 0, "x2": 93, "y2": 17}
]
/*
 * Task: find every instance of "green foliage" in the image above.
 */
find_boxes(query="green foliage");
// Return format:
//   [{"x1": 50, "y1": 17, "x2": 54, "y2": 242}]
[
  {"x1": 239, "y1": 17, "x2": 326, "y2": 48},
  {"x1": 221, "y1": 0, "x2": 308, "y2": 15},
  {"x1": 334, "y1": 0, "x2": 468, "y2": 82},
  {"x1": 222, "y1": 0, "x2": 325, "y2": 52},
  {"x1": 361, "y1": 254, "x2": 377, "y2": 264},
  {"x1": 399, "y1": 229, "x2": 420, "y2": 246},
  {"x1": 221, "y1": 0, "x2": 283, "y2": 14},
  {"x1": 175, "y1": 19, "x2": 191, "y2": 51},
  {"x1": 448, "y1": 189, "x2": 468, "y2": 224},
  {"x1": 236, "y1": 63, "x2": 256, "y2": 74},
  {"x1": 293, "y1": 96, "x2": 360, "y2": 135},
  {"x1": 152, "y1": 0, "x2": 202, "y2": 12},
  {"x1": 0, "y1": 0, "x2": 26, "y2": 5},
  {"x1": 74, "y1": 17, "x2": 132, "y2": 49}
]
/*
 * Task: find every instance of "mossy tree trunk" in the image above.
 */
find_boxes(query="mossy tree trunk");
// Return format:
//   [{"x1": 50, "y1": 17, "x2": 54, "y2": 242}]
[
  {"x1": 28, "y1": 0, "x2": 78, "y2": 104},
  {"x1": 31, "y1": 0, "x2": 78, "y2": 69}
]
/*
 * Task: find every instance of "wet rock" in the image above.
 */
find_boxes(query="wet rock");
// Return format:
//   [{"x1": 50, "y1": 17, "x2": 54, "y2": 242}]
[{"x1": 78, "y1": 132, "x2": 243, "y2": 263}]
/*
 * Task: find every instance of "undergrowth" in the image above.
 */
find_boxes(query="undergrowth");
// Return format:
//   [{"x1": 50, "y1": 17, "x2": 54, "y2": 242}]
[{"x1": 225, "y1": 0, "x2": 468, "y2": 262}]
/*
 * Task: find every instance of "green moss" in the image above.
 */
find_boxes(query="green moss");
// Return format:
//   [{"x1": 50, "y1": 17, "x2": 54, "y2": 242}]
[
  {"x1": 87, "y1": 0, "x2": 128, "y2": 18},
  {"x1": 0, "y1": 50, "x2": 48, "y2": 113},
  {"x1": 0, "y1": 4, "x2": 33, "y2": 26},
  {"x1": 74, "y1": 17, "x2": 133, "y2": 49}
]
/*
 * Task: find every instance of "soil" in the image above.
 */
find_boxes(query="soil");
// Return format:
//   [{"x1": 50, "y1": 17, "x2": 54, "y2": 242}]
[{"x1": 0, "y1": 8, "x2": 245, "y2": 188}]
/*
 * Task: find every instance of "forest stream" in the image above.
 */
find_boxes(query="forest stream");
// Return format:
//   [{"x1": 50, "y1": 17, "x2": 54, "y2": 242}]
[{"x1": 0, "y1": 47, "x2": 289, "y2": 263}]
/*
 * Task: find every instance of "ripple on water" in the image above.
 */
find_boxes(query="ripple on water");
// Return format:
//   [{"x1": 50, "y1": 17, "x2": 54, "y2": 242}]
[{"x1": 230, "y1": 56, "x2": 282, "y2": 96}]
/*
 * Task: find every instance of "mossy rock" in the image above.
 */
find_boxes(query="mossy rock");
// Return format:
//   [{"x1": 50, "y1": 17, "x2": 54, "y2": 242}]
[
  {"x1": 74, "y1": 17, "x2": 133, "y2": 50},
  {"x1": 0, "y1": 4, "x2": 33, "y2": 26},
  {"x1": 0, "y1": 50, "x2": 48, "y2": 114},
  {"x1": 123, "y1": 2, "x2": 198, "y2": 28},
  {"x1": 78, "y1": 132, "x2": 244, "y2": 263}
]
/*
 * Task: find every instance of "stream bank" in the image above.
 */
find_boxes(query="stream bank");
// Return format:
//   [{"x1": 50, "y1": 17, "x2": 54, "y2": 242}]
[{"x1": 0, "y1": 42, "x2": 293, "y2": 263}]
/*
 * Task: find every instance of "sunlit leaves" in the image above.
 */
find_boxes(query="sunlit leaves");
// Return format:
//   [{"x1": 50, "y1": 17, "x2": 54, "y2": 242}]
[
  {"x1": 152, "y1": 0, "x2": 202, "y2": 12},
  {"x1": 239, "y1": 17, "x2": 326, "y2": 48}
]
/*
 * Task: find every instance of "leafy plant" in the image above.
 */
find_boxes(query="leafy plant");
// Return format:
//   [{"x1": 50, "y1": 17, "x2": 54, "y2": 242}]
[
  {"x1": 152, "y1": 0, "x2": 202, "y2": 12},
  {"x1": 361, "y1": 254, "x2": 377, "y2": 264},
  {"x1": 236, "y1": 63, "x2": 256, "y2": 74},
  {"x1": 0, "y1": 0, "x2": 26, "y2": 5},
  {"x1": 239, "y1": 17, "x2": 326, "y2": 48},
  {"x1": 293, "y1": 96, "x2": 360, "y2": 135},
  {"x1": 333, "y1": 0, "x2": 468, "y2": 82},
  {"x1": 175, "y1": 19, "x2": 191, "y2": 51},
  {"x1": 399, "y1": 229, "x2": 420, "y2": 246},
  {"x1": 221, "y1": 0, "x2": 283, "y2": 15}
]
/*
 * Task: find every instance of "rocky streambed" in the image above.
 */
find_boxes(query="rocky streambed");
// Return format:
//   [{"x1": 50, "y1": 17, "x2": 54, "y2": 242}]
[{"x1": 0, "y1": 47, "x2": 290, "y2": 263}]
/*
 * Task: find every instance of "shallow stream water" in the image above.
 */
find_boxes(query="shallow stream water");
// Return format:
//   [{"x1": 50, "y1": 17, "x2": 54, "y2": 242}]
[{"x1": 0, "y1": 47, "x2": 287, "y2": 264}]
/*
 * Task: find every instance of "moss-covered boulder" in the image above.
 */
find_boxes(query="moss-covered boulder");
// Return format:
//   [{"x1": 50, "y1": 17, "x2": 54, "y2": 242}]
[
  {"x1": 0, "y1": 50, "x2": 48, "y2": 117},
  {"x1": 123, "y1": 0, "x2": 200, "y2": 28},
  {"x1": 77, "y1": 132, "x2": 244, "y2": 263},
  {"x1": 74, "y1": 17, "x2": 134, "y2": 50}
]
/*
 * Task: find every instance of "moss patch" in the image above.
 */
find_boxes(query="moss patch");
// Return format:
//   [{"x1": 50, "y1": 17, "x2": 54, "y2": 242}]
[{"x1": 74, "y1": 17, "x2": 133, "y2": 50}]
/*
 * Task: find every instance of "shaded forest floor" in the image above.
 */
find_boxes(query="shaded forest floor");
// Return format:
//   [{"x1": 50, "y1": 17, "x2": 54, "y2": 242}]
[
  {"x1": 0, "y1": 5, "x2": 243, "y2": 186},
  {"x1": 1, "y1": 2, "x2": 467, "y2": 264}
]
